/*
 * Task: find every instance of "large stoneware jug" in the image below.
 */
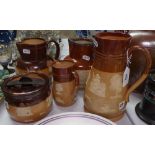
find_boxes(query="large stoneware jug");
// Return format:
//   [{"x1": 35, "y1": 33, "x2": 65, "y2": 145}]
[{"x1": 84, "y1": 32, "x2": 152, "y2": 121}]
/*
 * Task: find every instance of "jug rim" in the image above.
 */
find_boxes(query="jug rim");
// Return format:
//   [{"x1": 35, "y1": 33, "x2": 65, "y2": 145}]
[
  {"x1": 52, "y1": 60, "x2": 75, "y2": 75},
  {"x1": 68, "y1": 38, "x2": 94, "y2": 46},
  {"x1": 16, "y1": 37, "x2": 46, "y2": 46},
  {"x1": 94, "y1": 32, "x2": 131, "y2": 41}
]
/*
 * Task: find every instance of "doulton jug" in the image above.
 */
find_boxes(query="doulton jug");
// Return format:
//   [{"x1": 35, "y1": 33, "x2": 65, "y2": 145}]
[{"x1": 84, "y1": 32, "x2": 152, "y2": 121}]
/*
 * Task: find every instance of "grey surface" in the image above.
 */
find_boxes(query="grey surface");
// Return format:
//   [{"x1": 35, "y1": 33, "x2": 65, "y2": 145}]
[{"x1": 126, "y1": 93, "x2": 147, "y2": 125}]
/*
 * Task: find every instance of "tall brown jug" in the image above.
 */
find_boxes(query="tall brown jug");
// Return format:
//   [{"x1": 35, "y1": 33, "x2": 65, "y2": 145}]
[
  {"x1": 65, "y1": 38, "x2": 94, "y2": 89},
  {"x1": 84, "y1": 32, "x2": 152, "y2": 121}
]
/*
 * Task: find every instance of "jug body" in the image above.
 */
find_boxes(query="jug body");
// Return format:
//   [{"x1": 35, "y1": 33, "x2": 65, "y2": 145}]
[{"x1": 84, "y1": 53, "x2": 128, "y2": 121}]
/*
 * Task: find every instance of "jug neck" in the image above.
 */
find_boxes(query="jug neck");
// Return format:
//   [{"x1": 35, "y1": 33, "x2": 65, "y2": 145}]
[
  {"x1": 94, "y1": 32, "x2": 132, "y2": 56},
  {"x1": 93, "y1": 52, "x2": 127, "y2": 73}
]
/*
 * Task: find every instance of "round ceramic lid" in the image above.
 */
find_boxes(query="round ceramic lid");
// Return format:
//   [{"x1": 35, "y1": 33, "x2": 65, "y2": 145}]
[{"x1": 36, "y1": 112, "x2": 115, "y2": 125}]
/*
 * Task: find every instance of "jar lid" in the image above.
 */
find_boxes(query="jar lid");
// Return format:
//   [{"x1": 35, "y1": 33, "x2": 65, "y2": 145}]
[
  {"x1": 1, "y1": 72, "x2": 50, "y2": 107},
  {"x1": 52, "y1": 60, "x2": 75, "y2": 76}
]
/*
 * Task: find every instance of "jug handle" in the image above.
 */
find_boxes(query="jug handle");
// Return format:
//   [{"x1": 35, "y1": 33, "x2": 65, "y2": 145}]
[
  {"x1": 47, "y1": 39, "x2": 60, "y2": 60},
  {"x1": 125, "y1": 45, "x2": 152, "y2": 102}
]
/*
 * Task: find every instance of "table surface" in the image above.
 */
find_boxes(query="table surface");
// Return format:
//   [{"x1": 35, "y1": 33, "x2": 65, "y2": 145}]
[{"x1": 0, "y1": 90, "x2": 133, "y2": 125}]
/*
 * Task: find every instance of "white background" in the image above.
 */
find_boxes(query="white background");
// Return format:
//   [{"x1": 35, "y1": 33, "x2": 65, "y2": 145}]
[{"x1": 0, "y1": 0, "x2": 155, "y2": 155}]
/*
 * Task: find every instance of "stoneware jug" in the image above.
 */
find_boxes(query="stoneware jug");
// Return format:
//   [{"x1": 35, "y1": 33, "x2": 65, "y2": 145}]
[
  {"x1": 16, "y1": 38, "x2": 60, "y2": 61},
  {"x1": 65, "y1": 38, "x2": 94, "y2": 89},
  {"x1": 16, "y1": 38, "x2": 60, "y2": 76},
  {"x1": 52, "y1": 60, "x2": 79, "y2": 106},
  {"x1": 84, "y1": 32, "x2": 152, "y2": 121}
]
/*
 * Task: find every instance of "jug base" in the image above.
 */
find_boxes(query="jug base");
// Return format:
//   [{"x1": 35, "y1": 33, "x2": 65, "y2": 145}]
[{"x1": 84, "y1": 106, "x2": 125, "y2": 122}]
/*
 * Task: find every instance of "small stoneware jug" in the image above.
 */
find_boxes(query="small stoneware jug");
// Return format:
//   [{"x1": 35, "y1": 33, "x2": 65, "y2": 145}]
[
  {"x1": 52, "y1": 60, "x2": 79, "y2": 106},
  {"x1": 84, "y1": 32, "x2": 152, "y2": 121}
]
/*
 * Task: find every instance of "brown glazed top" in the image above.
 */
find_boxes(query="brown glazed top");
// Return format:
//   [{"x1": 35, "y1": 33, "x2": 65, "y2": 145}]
[
  {"x1": 16, "y1": 58, "x2": 48, "y2": 70},
  {"x1": 52, "y1": 60, "x2": 76, "y2": 82},
  {"x1": 94, "y1": 32, "x2": 132, "y2": 56},
  {"x1": 93, "y1": 52, "x2": 127, "y2": 72},
  {"x1": 1, "y1": 72, "x2": 50, "y2": 107},
  {"x1": 16, "y1": 38, "x2": 48, "y2": 62},
  {"x1": 68, "y1": 38, "x2": 94, "y2": 60},
  {"x1": 65, "y1": 38, "x2": 94, "y2": 70},
  {"x1": 92, "y1": 32, "x2": 132, "y2": 72}
]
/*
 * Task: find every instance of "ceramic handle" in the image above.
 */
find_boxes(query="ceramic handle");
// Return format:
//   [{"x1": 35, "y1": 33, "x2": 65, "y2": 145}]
[
  {"x1": 47, "y1": 39, "x2": 60, "y2": 60},
  {"x1": 125, "y1": 45, "x2": 152, "y2": 102}
]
